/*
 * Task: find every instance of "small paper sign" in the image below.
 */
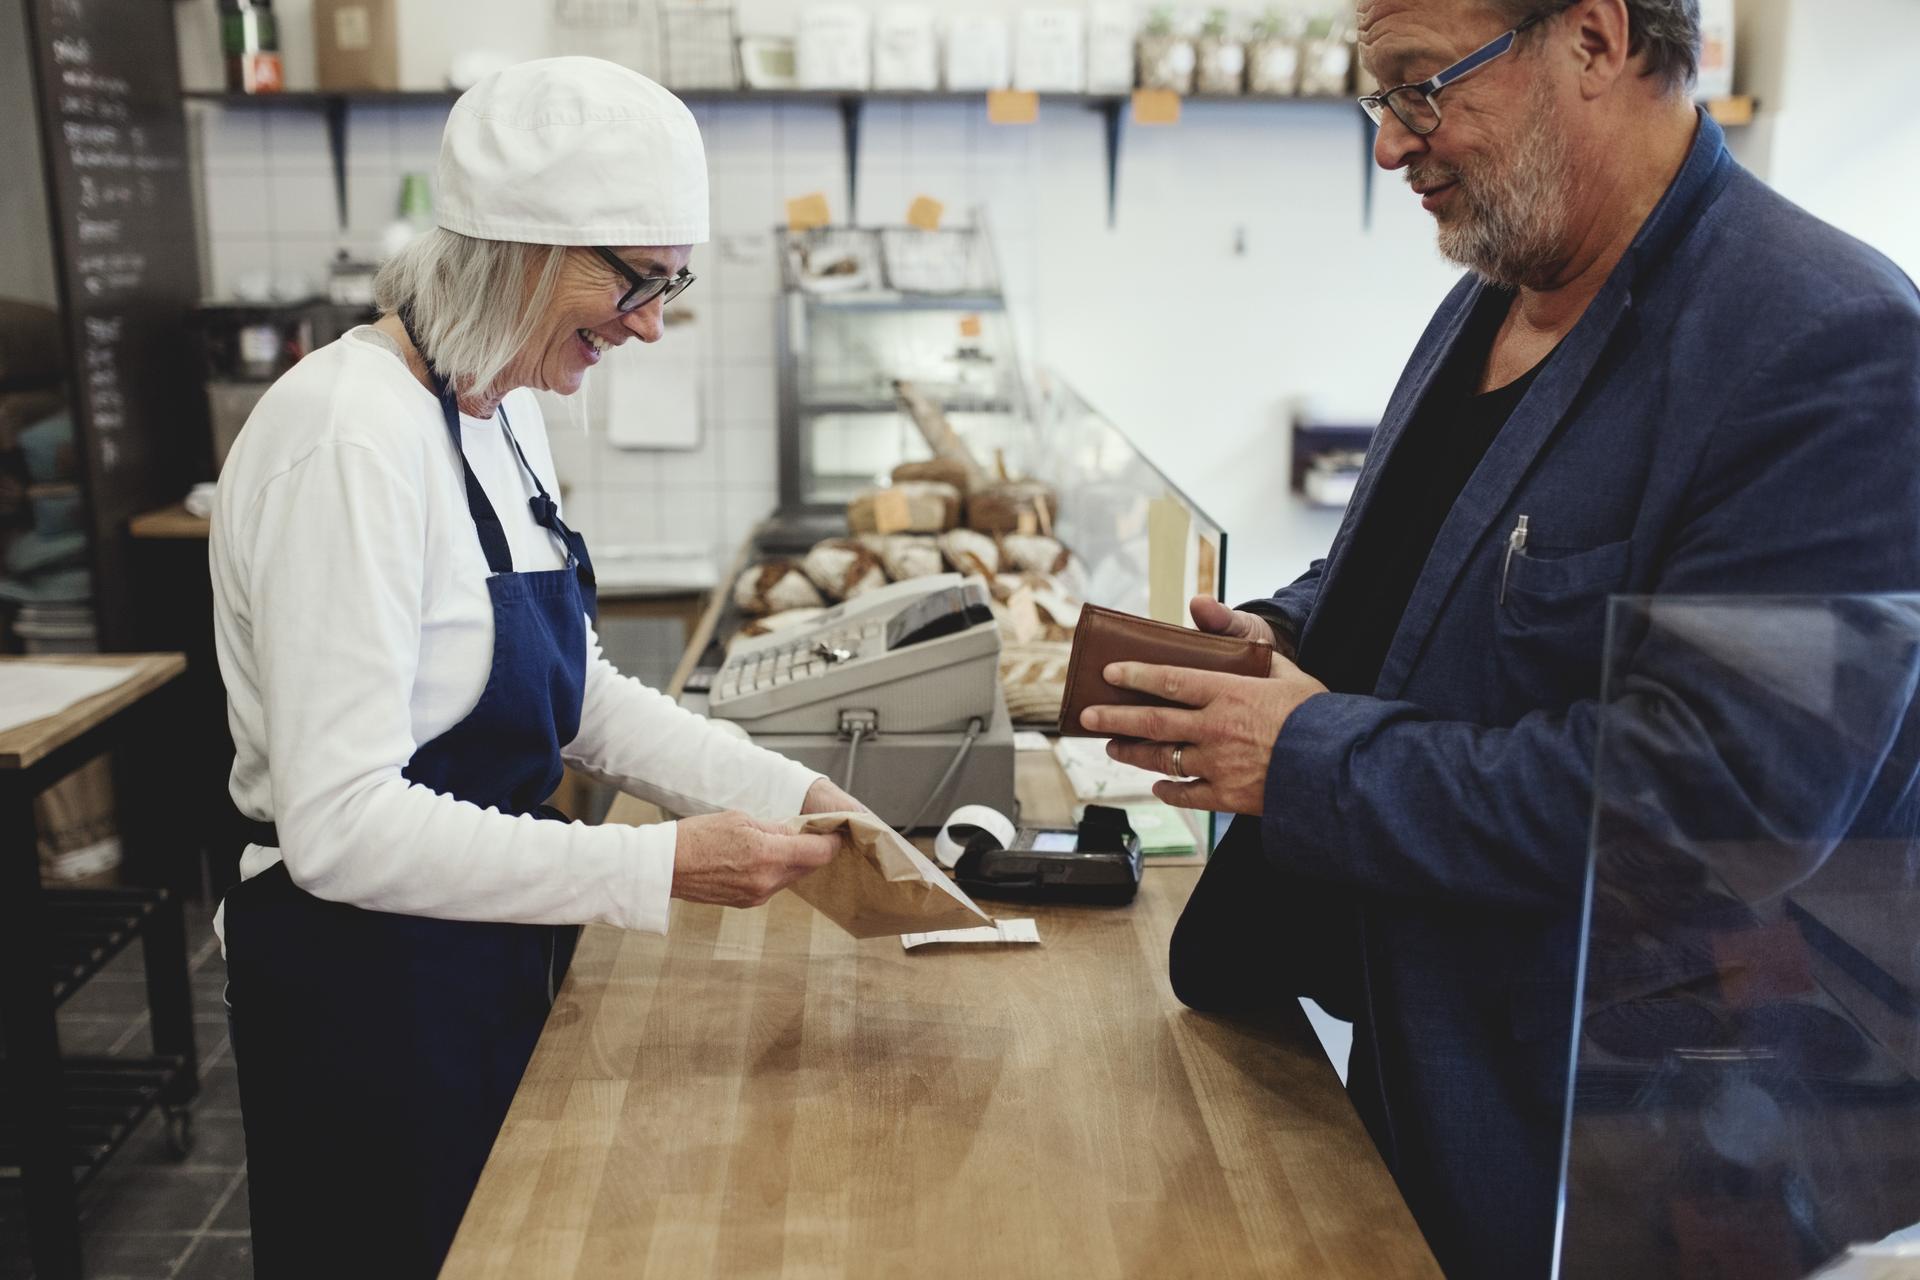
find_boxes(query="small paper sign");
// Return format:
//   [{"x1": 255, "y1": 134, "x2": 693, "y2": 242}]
[
  {"x1": 958, "y1": 314, "x2": 983, "y2": 339},
  {"x1": 907, "y1": 195, "x2": 945, "y2": 231},
  {"x1": 1132, "y1": 88, "x2": 1182, "y2": 126},
  {"x1": 786, "y1": 192, "x2": 831, "y2": 231},
  {"x1": 987, "y1": 89, "x2": 1040, "y2": 125},
  {"x1": 874, "y1": 488, "x2": 913, "y2": 535}
]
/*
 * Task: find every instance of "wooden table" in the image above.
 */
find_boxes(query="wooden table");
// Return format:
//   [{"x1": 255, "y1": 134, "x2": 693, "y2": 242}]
[
  {"x1": 1, "y1": 655, "x2": 200, "y2": 1279},
  {"x1": 445, "y1": 762, "x2": 1439, "y2": 1276}
]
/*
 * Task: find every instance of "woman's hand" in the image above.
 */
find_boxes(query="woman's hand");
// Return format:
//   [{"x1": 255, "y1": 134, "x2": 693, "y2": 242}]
[
  {"x1": 670, "y1": 811, "x2": 840, "y2": 908},
  {"x1": 801, "y1": 777, "x2": 870, "y2": 816}
]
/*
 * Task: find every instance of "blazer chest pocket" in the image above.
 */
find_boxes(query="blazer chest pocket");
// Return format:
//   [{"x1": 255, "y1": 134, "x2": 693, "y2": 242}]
[{"x1": 1495, "y1": 538, "x2": 1633, "y2": 706}]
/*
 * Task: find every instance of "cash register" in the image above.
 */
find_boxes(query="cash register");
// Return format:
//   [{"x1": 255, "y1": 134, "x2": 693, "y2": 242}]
[{"x1": 701, "y1": 575, "x2": 1017, "y2": 829}]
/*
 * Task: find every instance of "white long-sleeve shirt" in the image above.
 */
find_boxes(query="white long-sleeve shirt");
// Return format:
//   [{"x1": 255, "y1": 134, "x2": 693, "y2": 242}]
[{"x1": 210, "y1": 327, "x2": 818, "y2": 937}]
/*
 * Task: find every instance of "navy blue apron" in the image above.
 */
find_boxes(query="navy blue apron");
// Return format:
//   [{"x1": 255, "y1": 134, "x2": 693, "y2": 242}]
[{"x1": 225, "y1": 326, "x2": 598, "y2": 1278}]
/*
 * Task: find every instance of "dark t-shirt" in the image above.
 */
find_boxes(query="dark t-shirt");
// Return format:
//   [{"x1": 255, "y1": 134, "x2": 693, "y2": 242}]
[{"x1": 1300, "y1": 290, "x2": 1550, "y2": 696}]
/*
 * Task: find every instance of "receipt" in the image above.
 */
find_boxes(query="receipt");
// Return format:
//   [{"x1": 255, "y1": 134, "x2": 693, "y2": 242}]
[{"x1": 901, "y1": 918, "x2": 1042, "y2": 950}]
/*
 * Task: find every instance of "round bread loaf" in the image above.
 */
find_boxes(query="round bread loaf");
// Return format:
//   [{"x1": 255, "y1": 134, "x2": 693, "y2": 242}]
[
  {"x1": 733, "y1": 560, "x2": 825, "y2": 616},
  {"x1": 801, "y1": 538, "x2": 888, "y2": 601}
]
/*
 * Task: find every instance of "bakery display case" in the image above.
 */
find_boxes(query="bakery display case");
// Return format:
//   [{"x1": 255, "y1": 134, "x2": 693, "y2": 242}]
[{"x1": 775, "y1": 222, "x2": 1029, "y2": 519}]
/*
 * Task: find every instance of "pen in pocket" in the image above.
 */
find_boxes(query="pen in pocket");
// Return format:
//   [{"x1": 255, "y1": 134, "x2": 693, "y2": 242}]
[{"x1": 1500, "y1": 515, "x2": 1530, "y2": 605}]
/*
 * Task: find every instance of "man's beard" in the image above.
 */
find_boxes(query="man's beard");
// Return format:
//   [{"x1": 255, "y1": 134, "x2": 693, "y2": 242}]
[{"x1": 1412, "y1": 83, "x2": 1574, "y2": 289}]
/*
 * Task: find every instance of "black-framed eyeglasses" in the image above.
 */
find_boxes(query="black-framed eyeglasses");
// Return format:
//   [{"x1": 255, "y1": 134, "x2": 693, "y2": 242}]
[
  {"x1": 1358, "y1": 6, "x2": 1563, "y2": 137},
  {"x1": 592, "y1": 246, "x2": 696, "y2": 313}
]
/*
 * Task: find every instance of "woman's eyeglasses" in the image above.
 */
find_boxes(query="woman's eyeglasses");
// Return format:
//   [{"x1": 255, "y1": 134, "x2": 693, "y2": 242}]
[{"x1": 592, "y1": 246, "x2": 696, "y2": 313}]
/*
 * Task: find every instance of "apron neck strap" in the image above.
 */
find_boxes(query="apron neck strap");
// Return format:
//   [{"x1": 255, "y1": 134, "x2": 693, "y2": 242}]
[{"x1": 399, "y1": 307, "x2": 516, "y2": 577}]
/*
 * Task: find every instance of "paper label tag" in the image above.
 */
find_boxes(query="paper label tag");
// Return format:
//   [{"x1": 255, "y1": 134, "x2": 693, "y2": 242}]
[
  {"x1": 907, "y1": 195, "x2": 945, "y2": 231},
  {"x1": 1147, "y1": 494, "x2": 1192, "y2": 625},
  {"x1": 1132, "y1": 88, "x2": 1182, "y2": 126},
  {"x1": 333, "y1": 7, "x2": 372, "y2": 50},
  {"x1": 786, "y1": 192, "x2": 832, "y2": 231},
  {"x1": 958, "y1": 314, "x2": 983, "y2": 339},
  {"x1": 987, "y1": 89, "x2": 1040, "y2": 125},
  {"x1": 873, "y1": 488, "x2": 913, "y2": 534},
  {"x1": 903, "y1": 918, "x2": 1042, "y2": 950}
]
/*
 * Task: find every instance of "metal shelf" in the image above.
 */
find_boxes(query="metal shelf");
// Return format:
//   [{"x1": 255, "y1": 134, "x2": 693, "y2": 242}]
[
  {"x1": 800, "y1": 396, "x2": 1014, "y2": 416},
  {"x1": 41, "y1": 889, "x2": 163, "y2": 1008},
  {"x1": 0, "y1": 1056, "x2": 193, "y2": 1191},
  {"x1": 182, "y1": 86, "x2": 1755, "y2": 234},
  {"x1": 797, "y1": 291, "x2": 1008, "y2": 313},
  {"x1": 182, "y1": 87, "x2": 1368, "y2": 230}
]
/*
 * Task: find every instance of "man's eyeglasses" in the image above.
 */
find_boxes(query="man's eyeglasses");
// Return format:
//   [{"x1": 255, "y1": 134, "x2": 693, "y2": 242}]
[
  {"x1": 592, "y1": 246, "x2": 696, "y2": 313},
  {"x1": 1358, "y1": 7, "x2": 1561, "y2": 137}
]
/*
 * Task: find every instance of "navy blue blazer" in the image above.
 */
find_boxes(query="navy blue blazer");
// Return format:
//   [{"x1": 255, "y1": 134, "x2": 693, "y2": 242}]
[{"x1": 1170, "y1": 114, "x2": 1920, "y2": 1277}]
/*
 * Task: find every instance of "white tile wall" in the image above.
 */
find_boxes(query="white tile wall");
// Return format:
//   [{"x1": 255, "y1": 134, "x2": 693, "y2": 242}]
[{"x1": 186, "y1": 71, "x2": 1466, "y2": 599}]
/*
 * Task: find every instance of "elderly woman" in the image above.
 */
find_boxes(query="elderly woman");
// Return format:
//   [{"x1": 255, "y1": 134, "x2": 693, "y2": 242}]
[{"x1": 210, "y1": 59, "x2": 863, "y2": 1276}]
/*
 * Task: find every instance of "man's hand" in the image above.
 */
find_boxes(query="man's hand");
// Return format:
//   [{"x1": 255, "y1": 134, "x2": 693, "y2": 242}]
[
  {"x1": 801, "y1": 777, "x2": 870, "y2": 816},
  {"x1": 1081, "y1": 654, "x2": 1329, "y2": 816},
  {"x1": 670, "y1": 811, "x2": 841, "y2": 908},
  {"x1": 1190, "y1": 595, "x2": 1294, "y2": 659}
]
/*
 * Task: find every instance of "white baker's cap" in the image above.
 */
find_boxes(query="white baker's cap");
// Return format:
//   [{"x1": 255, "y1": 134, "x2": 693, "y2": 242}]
[{"x1": 435, "y1": 57, "x2": 709, "y2": 247}]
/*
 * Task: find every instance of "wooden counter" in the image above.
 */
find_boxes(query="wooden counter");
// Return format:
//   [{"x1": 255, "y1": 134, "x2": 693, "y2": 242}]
[
  {"x1": 0, "y1": 653, "x2": 186, "y2": 770},
  {"x1": 447, "y1": 758, "x2": 1438, "y2": 1276},
  {"x1": 445, "y1": 531, "x2": 1438, "y2": 1278}
]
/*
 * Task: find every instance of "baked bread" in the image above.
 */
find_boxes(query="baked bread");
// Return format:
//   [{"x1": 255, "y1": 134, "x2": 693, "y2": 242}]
[{"x1": 733, "y1": 560, "x2": 824, "y2": 616}]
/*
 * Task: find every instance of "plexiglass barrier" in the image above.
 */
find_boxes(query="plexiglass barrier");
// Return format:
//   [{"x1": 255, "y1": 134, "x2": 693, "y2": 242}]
[{"x1": 1560, "y1": 597, "x2": 1920, "y2": 1279}]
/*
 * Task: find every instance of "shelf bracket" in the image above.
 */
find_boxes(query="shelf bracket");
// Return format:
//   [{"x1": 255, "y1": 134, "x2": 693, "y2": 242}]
[
  {"x1": 839, "y1": 95, "x2": 863, "y2": 223},
  {"x1": 1100, "y1": 98, "x2": 1124, "y2": 229},
  {"x1": 325, "y1": 95, "x2": 349, "y2": 231}
]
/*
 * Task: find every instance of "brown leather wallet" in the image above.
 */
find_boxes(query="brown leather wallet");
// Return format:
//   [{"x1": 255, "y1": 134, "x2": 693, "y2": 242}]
[{"x1": 1057, "y1": 604, "x2": 1274, "y2": 737}]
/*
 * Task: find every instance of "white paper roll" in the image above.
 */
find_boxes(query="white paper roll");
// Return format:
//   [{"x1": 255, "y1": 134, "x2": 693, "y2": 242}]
[{"x1": 933, "y1": 804, "x2": 1017, "y2": 870}]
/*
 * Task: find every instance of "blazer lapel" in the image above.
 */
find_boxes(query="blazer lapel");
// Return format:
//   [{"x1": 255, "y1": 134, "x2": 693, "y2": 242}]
[
  {"x1": 1297, "y1": 282, "x2": 1486, "y2": 657},
  {"x1": 1374, "y1": 282, "x2": 1634, "y2": 700}
]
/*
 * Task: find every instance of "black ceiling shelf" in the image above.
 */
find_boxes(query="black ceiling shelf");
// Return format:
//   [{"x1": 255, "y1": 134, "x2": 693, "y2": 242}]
[
  {"x1": 183, "y1": 87, "x2": 1757, "y2": 234},
  {"x1": 182, "y1": 87, "x2": 1368, "y2": 231}
]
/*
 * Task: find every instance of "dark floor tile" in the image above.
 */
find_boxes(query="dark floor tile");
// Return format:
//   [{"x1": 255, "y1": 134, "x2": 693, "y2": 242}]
[
  {"x1": 57, "y1": 1013, "x2": 142, "y2": 1056},
  {"x1": 198, "y1": 1062, "x2": 242, "y2": 1114},
  {"x1": 175, "y1": 1232, "x2": 254, "y2": 1280},
  {"x1": 116, "y1": 1106, "x2": 249, "y2": 1171},
  {"x1": 60, "y1": 977, "x2": 154, "y2": 1019},
  {"x1": 213, "y1": 1177, "x2": 249, "y2": 1233},
  {"x1": 78, "y1": 1167, "x2": 232, "y2": 1235},
  {"x1": 74, "y1": 1231, "x2": 198, "y2": 1277}
]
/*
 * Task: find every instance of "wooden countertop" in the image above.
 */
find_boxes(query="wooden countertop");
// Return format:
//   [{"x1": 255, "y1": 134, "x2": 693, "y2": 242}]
[
  {"x1": 444, "y1": 866, "x2": 1438, "y2": 1279},
  {"x1": 449, "y1": 755, "x2": 1437, "y2": 1278},
  {"x1": 0, "y1": 654, "x2": 186, "y2": 770},
  {"x1": 129, "y1": 503, "x2": 211, "y2": 540},
  {"x1": 447, "y1": 528, "x2": 1437, "y2": 1277}
]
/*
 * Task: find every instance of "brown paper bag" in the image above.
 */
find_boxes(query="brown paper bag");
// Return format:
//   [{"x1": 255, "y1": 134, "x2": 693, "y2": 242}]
[{"x1": 784, "y1": 812, "x2": 993, "y2": 939}]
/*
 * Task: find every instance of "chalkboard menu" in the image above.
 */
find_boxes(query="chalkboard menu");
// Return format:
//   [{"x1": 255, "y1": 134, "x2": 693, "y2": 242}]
[{"x1": 24, "y1": 0, "x2": 206, "y2": 648}]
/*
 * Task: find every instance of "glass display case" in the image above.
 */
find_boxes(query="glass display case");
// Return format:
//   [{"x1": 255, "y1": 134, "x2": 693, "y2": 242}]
[
  {"x1": 1561, "y1": 596, "x2": 1920, "y2": 1279},
  {"x1": 776, "y1": 223, "x2": 1029, "y2": 512}
]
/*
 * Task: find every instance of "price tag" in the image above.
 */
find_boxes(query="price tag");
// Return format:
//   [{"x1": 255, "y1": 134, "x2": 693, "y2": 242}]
[
  {"x1": 959, "y1": 314, "x2": 983, "y2": 339},
  {"x1": 907, "y1": 195, "x2": 945, "y2": 231},
  {"x1": 987, "y1": 89, "x2": 1040, "y2": 125},
  {"x1": 1131, "y1": 88, "x2": 1182, "y2": 126},
  {"x1": 785, "y1": 192, "x2": 831, "y2": 231},
  {"x1": 874, "y1": 488, "x2": 913, "y2": 534}
]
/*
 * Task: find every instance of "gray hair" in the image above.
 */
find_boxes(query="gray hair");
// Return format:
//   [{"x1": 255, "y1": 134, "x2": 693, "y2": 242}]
[
  {"x1": 371, "y1": 228, "x2": 571, "y2": 400},
  {"x1": 1498, "y1": 0, "x2": 1701, "y2": 95}
]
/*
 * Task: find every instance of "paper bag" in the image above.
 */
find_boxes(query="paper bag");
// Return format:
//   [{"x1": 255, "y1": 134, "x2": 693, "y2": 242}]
[{"x1": 785, "y1": 811, "x2": 993, "y2": 939}]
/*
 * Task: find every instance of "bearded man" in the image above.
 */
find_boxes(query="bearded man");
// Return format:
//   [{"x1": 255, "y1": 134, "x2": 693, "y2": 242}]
[{"x1": 1076, "y1": 1, "x2": 1920, "y2": 1275}]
